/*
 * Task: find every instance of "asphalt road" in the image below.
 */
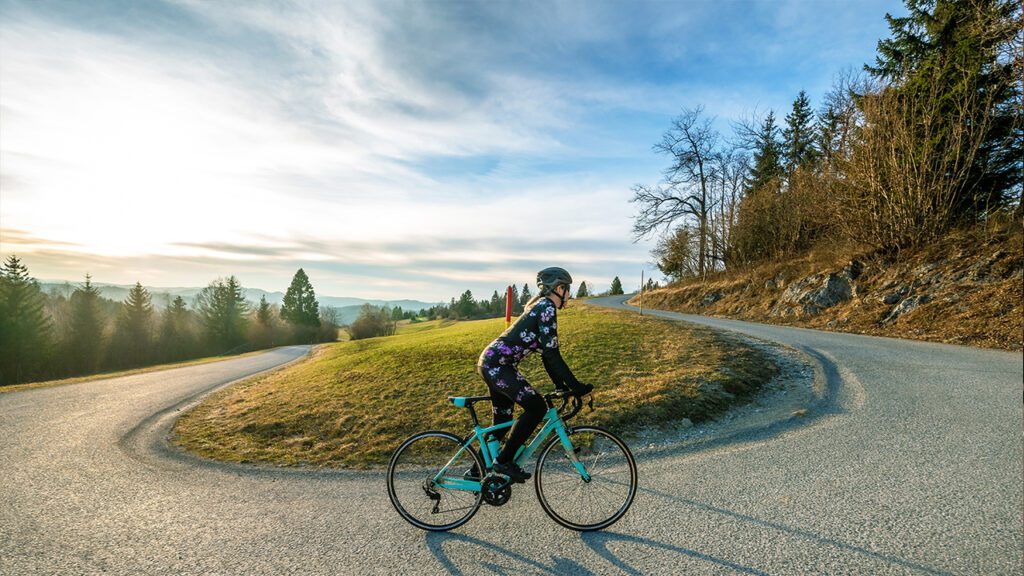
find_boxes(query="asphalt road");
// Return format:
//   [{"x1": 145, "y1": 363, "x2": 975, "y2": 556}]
[{"x1": 2, "y1": 300, "x2": 1021, "y2": 575}]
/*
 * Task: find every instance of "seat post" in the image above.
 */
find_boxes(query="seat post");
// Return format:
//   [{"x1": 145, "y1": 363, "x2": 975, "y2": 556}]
[{"x1": 467, "y1": 404, "x2": 480, "y2": 427}]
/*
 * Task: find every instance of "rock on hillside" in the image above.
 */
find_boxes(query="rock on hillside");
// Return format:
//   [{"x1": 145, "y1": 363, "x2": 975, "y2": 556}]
[{"x1": 633, "y1": 223, "x2": 1022, "y2": 350}]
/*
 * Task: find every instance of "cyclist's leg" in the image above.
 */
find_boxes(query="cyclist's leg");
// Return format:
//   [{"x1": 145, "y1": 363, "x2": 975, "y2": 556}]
[
  {"x1": 479, "y1": 363, "x2": 515, "y2": 441},
  {"x1": 493, "y1": 371, "x2": 545, "y2": 465}
]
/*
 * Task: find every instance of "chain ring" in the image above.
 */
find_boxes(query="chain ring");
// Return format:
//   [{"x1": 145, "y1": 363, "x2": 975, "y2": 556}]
[{"x1": 482, "y1": 476, "x2": 512, "y2": 507}]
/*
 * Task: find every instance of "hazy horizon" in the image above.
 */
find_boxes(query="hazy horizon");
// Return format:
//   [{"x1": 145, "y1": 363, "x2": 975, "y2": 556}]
[{"x1": 1, "y1": 0, "x2": 905, "y2": 301}]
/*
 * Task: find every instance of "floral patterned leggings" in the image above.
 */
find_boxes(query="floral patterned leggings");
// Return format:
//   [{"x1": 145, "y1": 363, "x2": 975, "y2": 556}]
[{"x1": 477, "y1": 363, "x2": 547, "y2": 464}]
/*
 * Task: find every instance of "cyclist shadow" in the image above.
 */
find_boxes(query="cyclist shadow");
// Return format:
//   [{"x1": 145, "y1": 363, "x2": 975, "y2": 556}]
[
  {"x1": 578, "y1": 531, "x2": 769, "y2": 576},
  {"x1": 626, "y1": 483, "x2": 954, "y2": 573},
  {"x1": 424, "y1": 530, "x2": 765, "y2": 575},
  {"x1": 425, "y1": 531, "x2": 597, "y2": 575},
  {"x1": 635, "y1": 486, "x2": 953, "y2": 576}
]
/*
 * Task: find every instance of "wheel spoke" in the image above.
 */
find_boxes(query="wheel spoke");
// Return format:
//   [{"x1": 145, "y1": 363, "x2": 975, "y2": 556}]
[
  {"x1": 535, "y1": 427, "x2": 636, "y2": 531},
  {"x1": 387, "y1": 432, "x2": 483, "y2": 531}
]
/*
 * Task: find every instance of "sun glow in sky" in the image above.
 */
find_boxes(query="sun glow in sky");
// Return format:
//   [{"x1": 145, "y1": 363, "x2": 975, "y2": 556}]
[{"x1": 0, "y1": 0, "x2": 904, "y2": 301}]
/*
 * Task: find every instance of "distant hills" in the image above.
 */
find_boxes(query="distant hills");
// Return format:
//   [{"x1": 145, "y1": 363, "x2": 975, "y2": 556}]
[{"x1": 38, "y1": 281, "x2": 440, "y2": 326}]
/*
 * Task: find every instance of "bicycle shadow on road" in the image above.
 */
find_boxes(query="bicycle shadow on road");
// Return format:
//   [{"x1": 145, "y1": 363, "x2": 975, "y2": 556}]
[
  {"x1": 579, "y1": 531, "x2": 769, "y2": 576},
  {"x1": 425, "y1": 531, "x2": 593, "y2": 575},
  {"x1": 639, "y1": 486, "x2": 953, "y2": 576},
  {"x1": 424, "y1": 530, "x2": 767, "y2": 575}
]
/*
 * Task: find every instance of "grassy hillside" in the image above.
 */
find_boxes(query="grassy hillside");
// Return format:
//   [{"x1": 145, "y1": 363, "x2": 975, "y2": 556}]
[
  {"x1": 174, "y1": 303, "x2": 777, "y2": 468},
  {"x1": 634, "y1": 218, "x2": 1022, "y2": 350}
]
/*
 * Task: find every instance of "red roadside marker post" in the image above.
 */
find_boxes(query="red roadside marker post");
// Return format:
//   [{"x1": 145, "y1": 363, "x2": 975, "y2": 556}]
[{"x1": 505, "y1": 285, "x2": 513, "y2": 328}]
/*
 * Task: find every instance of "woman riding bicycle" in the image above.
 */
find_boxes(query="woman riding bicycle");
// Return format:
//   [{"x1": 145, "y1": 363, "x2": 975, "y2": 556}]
[{"x1": 476, "y1": 266, "x2": 593, "y2": 483}]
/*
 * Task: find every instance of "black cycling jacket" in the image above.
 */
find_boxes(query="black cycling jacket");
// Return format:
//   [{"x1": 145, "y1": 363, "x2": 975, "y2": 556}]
[{"x1": 478, "y1": 296, "x2": 584, "y2": 392}]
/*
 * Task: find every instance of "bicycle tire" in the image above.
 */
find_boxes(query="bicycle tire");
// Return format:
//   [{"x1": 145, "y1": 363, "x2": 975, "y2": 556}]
[
  {"x1": 386, "y1": 430, "x2": 483, "y2": 531},
  {"x1": 534, "y1": 426, "x2": 637, "y2": 531}
]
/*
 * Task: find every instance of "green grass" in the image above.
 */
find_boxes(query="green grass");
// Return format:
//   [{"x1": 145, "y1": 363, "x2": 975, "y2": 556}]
[
  {"x1": 174, "y1": 303, "x2": 778, "y2": 468},
  {"x1": 395, "y1": 318, "x2": 457, "y2": 335}
]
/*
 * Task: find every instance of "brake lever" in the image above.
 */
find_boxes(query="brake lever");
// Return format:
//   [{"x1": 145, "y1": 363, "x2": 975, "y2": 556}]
[{"x1": 586, "y1": 394, "x2": 594, "y2": 412}]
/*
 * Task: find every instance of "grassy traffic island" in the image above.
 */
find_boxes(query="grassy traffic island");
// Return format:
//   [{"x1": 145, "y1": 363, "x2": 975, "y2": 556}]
[{"x1": 173, "y1": 303, "x2": 778, "y2": 468}]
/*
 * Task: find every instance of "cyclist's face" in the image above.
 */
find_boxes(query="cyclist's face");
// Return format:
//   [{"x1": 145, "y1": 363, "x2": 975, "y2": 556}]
[{"x1": 555, "y1": 285, "x2": 571, "y2": 308}]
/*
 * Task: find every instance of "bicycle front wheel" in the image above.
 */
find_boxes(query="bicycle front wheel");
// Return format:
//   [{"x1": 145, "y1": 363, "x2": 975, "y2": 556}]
[
  {"x1": 534, "y1": 426, "x2": 637, "y2": 531},
  {"x1": 386, "y1": 430, "x2": 483, "y2": 531}
]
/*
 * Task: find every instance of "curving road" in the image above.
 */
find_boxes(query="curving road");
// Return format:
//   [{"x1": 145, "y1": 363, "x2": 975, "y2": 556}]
[{"x1": 1, "y1": 300, "x2": 1021, "y2": 575}]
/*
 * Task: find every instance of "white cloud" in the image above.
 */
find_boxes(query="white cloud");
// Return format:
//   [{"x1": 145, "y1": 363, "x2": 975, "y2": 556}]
[{"x1": 1, "y1": 0, "x2": 902, "y2": 299}]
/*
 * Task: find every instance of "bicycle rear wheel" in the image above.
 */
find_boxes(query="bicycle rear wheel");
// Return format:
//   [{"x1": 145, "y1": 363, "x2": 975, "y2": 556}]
[
  {"x1": 534, "y1": 426, "x2": 637, "y2": 531},
  {"x1": 386, "y1": 431, "x2": 483, "y2": 531}
]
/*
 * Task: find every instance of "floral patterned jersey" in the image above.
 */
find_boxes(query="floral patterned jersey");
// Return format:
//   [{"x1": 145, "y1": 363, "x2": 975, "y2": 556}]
[{"x1": 478, "y1": 296, "x2": 583, "y2": 391}]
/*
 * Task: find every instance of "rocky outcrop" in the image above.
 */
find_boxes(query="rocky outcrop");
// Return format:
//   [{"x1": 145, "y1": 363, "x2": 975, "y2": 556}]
[
  {"x1": 769, "y1": 260, "x2": 863, "y2": 317},
  {"x1": 635, "y1": 224, "x2": 1021, "y2": 349},
  {"x1": 882, "y1": 294, "x2": 931, "y2": 324},
  {"x1": 700, "y1": 291, "x2": 723, "y2": 307}
]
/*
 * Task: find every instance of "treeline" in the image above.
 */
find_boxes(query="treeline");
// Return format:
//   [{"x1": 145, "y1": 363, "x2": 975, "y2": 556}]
[
  {"x1": 635, "y1": 0, "x2": 1022, "y2": 280},
  {"x1": 345, "y1": 277, "x2": 632, "y2": 340},
  {"x1": 0, "y1": 259, "x2": 339, "y2": 386}
]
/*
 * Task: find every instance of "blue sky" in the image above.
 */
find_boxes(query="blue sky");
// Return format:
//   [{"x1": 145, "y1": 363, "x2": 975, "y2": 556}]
[{"x1": 0, "y1": 0, "x2": 905, "y2": 301}]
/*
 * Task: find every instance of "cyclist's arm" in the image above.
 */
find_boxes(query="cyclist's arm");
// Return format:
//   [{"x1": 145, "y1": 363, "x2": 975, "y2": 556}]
[
  {"x1": 541, "y1": 348, "x2": 584, "y2": 392},
  {"x1": 537, "y1": 302, "x2": 589, "y2": 395}
]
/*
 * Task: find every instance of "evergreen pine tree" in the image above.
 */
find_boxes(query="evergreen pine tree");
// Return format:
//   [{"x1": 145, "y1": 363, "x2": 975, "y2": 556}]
[
  {"x1": 0, "y1": 256, "x2": 53, "y2": 384},
  {"x1": 746, "y1": 111, "x2": 784, "y2": 193},
  {"x1": 609, "y1": 277, "x2": 624, "y2": 295},
  {"x1": 114, "y1": 282, "x2": 154, "y2": 367},
  {"x1": 256, "y1": 295, "x2": 274, "y2": 326},
  {"x1": 67, "y1": 274, "x2": 105, "y2": 374},
  {"x1": 817, "y1": 104, "x2": 844, "y2": 169},
  {"x1": 281, "y1": 269, "x2": 321, "y2": 341},
  {"x1": 519, "y1": 284, "x2": 531, "y2": 307},
  {"x1": 576, "y1": 282, "x2": 589, "y2": 298},
  {"x1": 250, "y1": 295, "x2": 276, "y2": 349},
  {"x1": 197, "y1": 276, "x2": 249, "y2": 353},
  {"x1": 866, "y1": 0, "x2": 1022, "y2": 212},
  {"x1": 159, "y1": 296, "x2": 194, "y2": 361},
  {"x1": 782, "y1": 90, "x2": 818, "y2": 175},
  {"x1": 489, "y1": 290, "x2": 501, "y2": 316},
  {"x1": 455, "y1": 290, "x2": 476, "y2": 318},
  {"x1": 510, "y1": 284, "x2": 521, "y2": 314}
]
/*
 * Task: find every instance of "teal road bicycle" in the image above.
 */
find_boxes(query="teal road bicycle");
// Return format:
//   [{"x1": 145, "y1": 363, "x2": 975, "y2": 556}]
[{"x1": 386, "y1": 390, "x2": 637, "y2": 532}]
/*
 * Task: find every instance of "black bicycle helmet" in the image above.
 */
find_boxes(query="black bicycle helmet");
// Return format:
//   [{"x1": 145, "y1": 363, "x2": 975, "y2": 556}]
[{"x1": 536, "y1": 267, "x2": 573, "y2": 295}]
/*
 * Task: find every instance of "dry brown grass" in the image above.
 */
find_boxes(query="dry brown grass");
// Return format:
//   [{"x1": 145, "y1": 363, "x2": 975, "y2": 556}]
[{"x1": 634, "y1": 218, "x2": 1023, "y2": 350}]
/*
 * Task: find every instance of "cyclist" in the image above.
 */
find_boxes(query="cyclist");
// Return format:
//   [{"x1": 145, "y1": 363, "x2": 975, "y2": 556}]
[{"x1": 475, "y1": 266, "x2": 593, "y2": 483}]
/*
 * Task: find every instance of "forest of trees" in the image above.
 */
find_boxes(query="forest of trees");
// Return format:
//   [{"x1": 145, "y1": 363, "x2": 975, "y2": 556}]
[
  {"x1": 635, "y1": 0, "x2": 1022, "y2": 281},
  {"x1": 0, "y1": 261, "x2": 339, "y2": 386}
]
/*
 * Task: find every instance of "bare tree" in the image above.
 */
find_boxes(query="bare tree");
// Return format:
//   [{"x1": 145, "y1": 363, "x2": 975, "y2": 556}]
[
  {"x1": 837, "y1": 63, "x2": 1006, "y2": 251},
  {"x1": 709, "y1": 148, "x2": 749, "y2": 268},
  {"x1": 631, "y1": 106, "x2": 719, "y2": 277},
  {"x1": 818, "y1": 68, "x2": 864, "y2": 172}
]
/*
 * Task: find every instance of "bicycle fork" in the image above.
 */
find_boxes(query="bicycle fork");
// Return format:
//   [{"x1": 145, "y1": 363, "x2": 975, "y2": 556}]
[{"x1": 556, "y1": 426, "x2": 591, "y2": 483}]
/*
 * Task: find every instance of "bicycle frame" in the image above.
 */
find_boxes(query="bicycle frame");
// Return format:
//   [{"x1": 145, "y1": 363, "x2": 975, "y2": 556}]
[{"x1": 432, "y1": 405, "x2": 591, "y2": 493}]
